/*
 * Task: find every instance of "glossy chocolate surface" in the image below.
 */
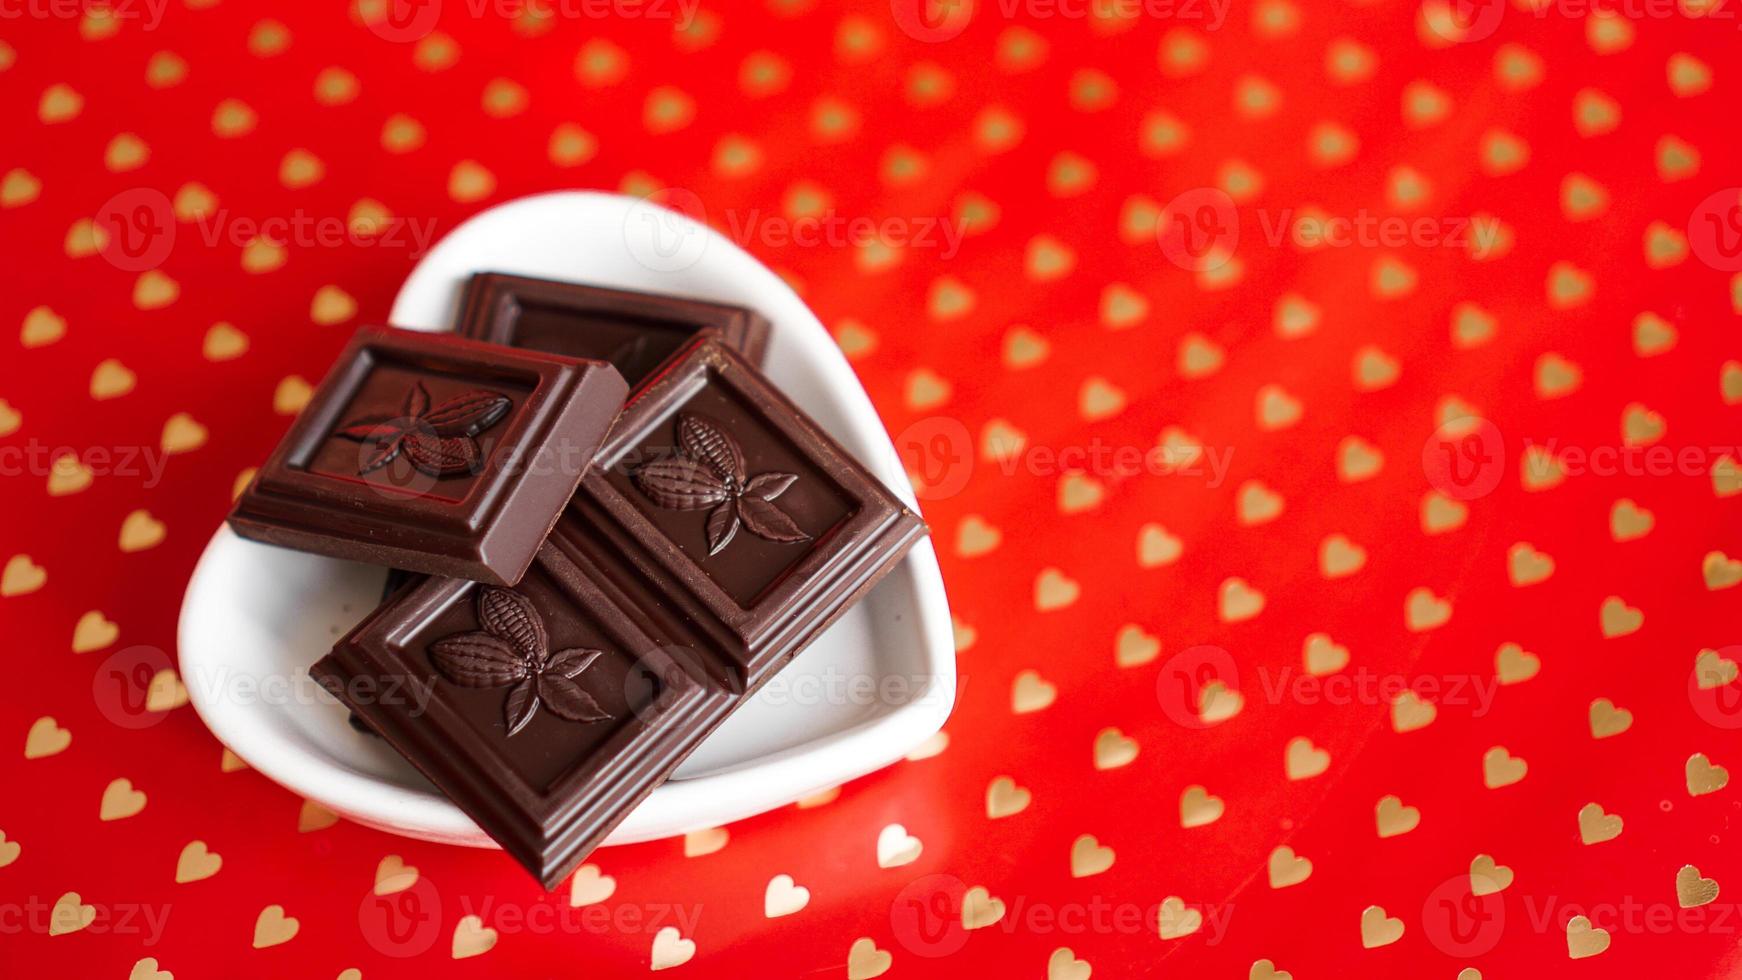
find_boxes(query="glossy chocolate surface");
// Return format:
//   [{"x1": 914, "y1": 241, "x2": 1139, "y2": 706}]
[
  {"x1": 228, "y1": 326, "x2": 627, "y2": 586},
  {"x1": 457, "y1": 272, "x2": 771, "y2": 391}
]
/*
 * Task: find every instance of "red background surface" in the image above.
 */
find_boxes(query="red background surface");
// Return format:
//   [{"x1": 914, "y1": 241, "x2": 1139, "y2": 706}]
[{"x1": 2, "y1": 0, "x2": 1741, "y2": 976}]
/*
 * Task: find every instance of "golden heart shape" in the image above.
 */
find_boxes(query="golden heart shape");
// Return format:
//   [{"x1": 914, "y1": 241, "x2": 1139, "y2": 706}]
[
  {"x1": 1047, "y1": 947, "x2": 1091, "y2": 980},
  {"x1": 1180, "y1": 785, "x2": 1225, "y2": 828},
  {"x1": 1687, "y1": 753, "x2": 1730, "y2": 796},
  {"x1": 25, "y1": 716, "x2": 70, "y2": 758},
  {"x1": 683, "y1": 826, "x2": 729, "y2": 857},
  {"x1": 1273, "y1": 292, "x2": 1320, "y2": 338},
  {"x1": 1255, "y1": 384, "x2": 1302, "y2": 430},
  {"x1": 22, "y1": 306, "x2": 67, "y2": 348},
  {"x1": 569, "y1": 863, "x2": 616, "y2": 906},
  {"x1": 1657, "y1": 135, "x2": 1699, "y2": 181},
  {"x1": 1402, "y1": 80, "x2": 1451, "y2": 126},
  {"x1": 1703, "y1": 551, "x2": 1742, "y2": 591},
  {"x1": 1319, "y1": 534, "x2": 1366, "y2": 578},
  {"x1": 3, "y1": 554, "x2": 48, "y2": 598},
  {"x1": 50, "y1": 892, "x2": 97, "y2": 936},
  {"x1": 241, "y1": 237, "x2": 286, "y2": 274},
  {"x1": 1024, "y1": 235, "x2": 1075, "y2": 281},
  {"x1": 1069, "y1": 834, "x2": 1115, "y2": 878},
  {"x1": 1495, "y1": 642, "x2": 1541, "y2": 685},
  {"x1": 877, "y1": 824, "x2": 922, "y2": 869},
  {"x1": 1667, "y1": 52, "x2": 1712, "y2": 95},
  {"x1": 1696, "y1": 649, "x2": 1740, "y2": 689},
  {"x1": 1421, "y1": 491, "x2": 1468, "y2": 534},
  {"x1": 1561, "y1": 172, "x2": 1609, "y2": 220},
  {"x1": 1609, "y1": 498, "x2": 1654, "y2": 541},
  {"x1": 212, "y1": 98, "x2": 257, "y2": 137},
  {"x1": 1370, "y1": 256, "x2": 1418, "y2": 299},
  {"x1": 980, "y1": 418, "x2": 1027, "y2": 462},
  {"x1": 1450, "y1": 302, "x2": 1497, "y2": 348},
  {"x1": 1715, "y1": 455, "x2": 1742, "y2": 498},
  {"x1": 1546, "y1": 260, "x2": 1594, "y2": 309},
  {"x1": 1360, "y1": 905, "x2": 1404, "y2": 948},
  {"x1": 987, "y1": 776, "x2": 1032, "y2": 818},
  {"x1": 176, "y1": 840, "x2": 223, "y2": 883},
  {"x1": 39, "y1": 83, "x2": 84, "y2": 123},
  {"x1": 374, "y1": 855, "x2": 418, "y2": 895},
  {"x1": 1578, "y1": 802, "x2": 1623, "y2": 844},
  {"x1": 104, "y1": 133, "x2": 150, "y2": 173},
  {"x1": 1391, "y1": 691, "x2": 1437, "y2": 732},
  {"x1": 1507, "y1": 542, "x2": 1554, "y2": 585},
  {"x1": 279, "y1": 148, "x2": 325, "y2": 189},
  {"x1": 833, "y1": 320, "x2": 877, "y2": 360},
  {"x1": 1058, "y1": 472, "x2": 1105, "y2": 514},
  {"x1": 310, "y1": 284, "x2": 358, "y2": 326},
  {"x1": 1599, "y1": 596, "x2": 1643, "y2": 638},
  {"x1": 1284, "y1": 737, "x2": 1330, "y2": 780},
  {"x1": 60, "y1": 625, "x2": 121, "y2": 694},
  {"x1": 91, "y1": 359, "x2": 137, "y2": 400},
  {"x1": 1047, "y1": 151, "x2": 1097, "y2": 197},
  {"x1": 130, "y1": 958, "x2": 173, "y2": 980},
  {"x1": 1404, "y1": 587, "x2": 1451, "y2": 632},
  {"x1": 882, "y1": 146, "x2": 927, "y2": 186},
  {"x1": 0, "y1": 830, "x2": 20, "y2": 868},
  {"x1": 1002, "y1": 325, "x2": 1050, "y2": 368},
  {"x1": 1035, "y1": 568, "x2": 1081, "y2": 612},
  {"x1": 1677, "y1": 865, "x2": 1720, "y2": 908},
  {"x1": 1470, "y1": 854, "x2": 1514, "y2": 895},
  {"x1": 1219, "y1": 577, "x2": 1265, "y2": 623},
  {"x1": 315, "y1": 67, "x2": 360, "y2": 105},
  {"x1": 482, "y1": 78, "x2": 529, "y2": 118},
  {"x1": 1588, "y1": 698, "x2": 1633, "y2": 738},
  {"x1": 382, "y1": 114, "x2": 427, "y2": 153},
  {"x1": 1198, "y1": 680, "x2": 1244, "y2": 723},
  {"x1": 1093, "y1": 728, "x2": 1138, "y2": 770},
  {"x1": 955, "y1": 516, "x2": 1000, "y2": 558},
  {"x1": 1352, "y1": 345, "x2": 1400, "y2": 390},
  {"x1": 927, "y1": 276, "x2": 975, "y2": 321},
  {"x1": 961, "y1": 886, "x2": 1006, "y2": 930},
  {"x1": 1119, "y1": 195, "x2": 1161, "y2": 243},
  {"x1": 1495, "y1": 46, "x2": 1544, "y2": 88},
  {"x1": 847, "y1": 937, "x2": 892, "y2": 980},
  {"x1": 451, "y1": 914, "x2": 497, "y2": 958},
  {"x1": 1643, "y1": 221, "x2": 1689, "y2": 268},
  {"x1": 120, "y1": 510, "x2": 168, "y2": 553},
  {"x1": 146, "y1": 669, "x2": 188, "y2": 712},
  {"x1": 4, "y1": 170, "x2": 42, "y2": 207},
  {"x1": 1303, "y1": 633, "x2": 1349, "y2": 676},
  {"x1": 764, "y1": 873, "x2": 810, "y2": 918},
  {"x1": 101, "y1": 778, "x2": 148, "y2": 820},
  {"x1": 1337, "y1": 436, "x2": 1383, "y2": 482},
  {"x1": 1250, "y1": 959, "x2": 1292, "y2": 980},
  {"x1": 1157, "y1": 896, "x2": 1203, "y2": 939},
  {"x1": 1483, "y1": 747, "x2": 1527, "y2": 789},
  {"x1": 1011, "y1": 670, "x2": 1057, "y2": 714},
  {"x1": 1376, "y1": 795, "x2": 1421, "y2": 838},
  {"x1": 161, "y1": 413, "x2": 208, "y2": 454},
  {"x1": 1179, "y1": 332, "x2": 1225, "y2": 378},
  {"x1": 1078, "y1": 376, "x2": 1127, "y2": 421},
  {"x1": 1136, "y1": 524, "x2": 1183, "y2": 569},
  {"x1": 1566, "y1": 915, "x2": 1610, "y2": 959},
  {"x1": 1238, "y1": 480, "x2": 1284, "y2": 525},
  {"x1": 274, "y1": 376, "x2": 314, "y2": 415},
  {"x1": 1268, "y1": 845, "x2": 1312, "y2": 888},
  {"x1": 0, "y1": 399, "x2": 20, "y2": 437},
  {"x1": 1095, "y1": 283, "x2": 1148, "y2": 330},
  {"x1": 1620, "y1": 403, "x2": 1666, "y2": 446},
  {"x1": 173, "y1": 181, "x2": 217, "y2": 221},
  {"x1": 1115, "y1": 624, "x2": 1161, "y2": 668},
  {"x1": 448, "y1": 160, "x2": 497, "y2": 204},
  {"x1": 1721, "y1": 361, "x2": 1742, "y2": 405},
  {"x1": 298, "y1": 800, "x2": 339, "y2": 832},
  {"x1": 48, "y1": 455, "x2": 94, "y2": 496}
]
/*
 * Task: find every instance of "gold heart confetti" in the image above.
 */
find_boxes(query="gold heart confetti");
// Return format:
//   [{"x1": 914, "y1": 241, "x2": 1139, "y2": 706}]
[
  {"x1": 129, "y1": 959, "x2": 172, "y2": 980},
  {"x1": 1507, "y1": 542, "x2": 1554, "y2": 586},
  {"x1": 101, "y1": 778, "x2": 148, "y2": 820},
  {"x1": 683, "y1": 826, "x2": 729, "y2": 856},
  {"x1": 148, "y1": 671, "x2": 187, "y2": 712},
  {"x1": 1687, "y1": 753, "x2": 1730, "y2": 796},
  {"x1": 1303, "y1": 633, "x2": 1349, "y2": 675},
  {"x1": 0, "y1": 399, "x2": 19, "y2": 437},
  {"x1": 1469, "y1": 854, "x2": 1514, "y2": 895},
  {"x1": 1179, "y1": 785, "x2": 1224, "y2": 828},
  {"x1": 876, "y1": 824, "x2": 922, "y2": 868},
  {"x1": 1336, "y1": 436, "x2": 1383, "y2": 482},
  {"x1": 763, "y1": 873, "x2": 810, "y2": 917},
  {"x1": 1359, "y1": 905, "x2": 1404, "y2": 948},
  {"x1": 161, "y1": 413, "x2": 208, "y2": 454},
  {"x1": 120, "y1": 510, "x2": 168, "y2": 552},
  {"x1": 1093, "y1": 728, "x2": 1138, "y2": 770},
  {"x1": 1069, "y1": 834, "x2": 1115, "y2": 878},
  {"x1": 1284, "y1": 737, "x2": 1330, "y2": 780},
  {"x1": 955, "y1": 516, "x2": 1000, "y2": 558},
  {"x1": 1599, "y1": 596, "x2": 1643, "y2": 638},
  {"x1": 1267, "y1": 845, "x2": 1312, "y2": 888},
  {"x1": 47, "y1": 455, "x2": 94, "y2": 496},
  {"x1": 310, "y1": 285, "x2": 358, "y2": 325},
  {"x1": 1035, "y1": 568, "x2": 1081, "y2": 612},
  {"x1": 133, "y1": 270, "x2": 179, "y2": 309},
  {"x1": 1609, "y1": 499, "x2": 1654, "y2": 541},
  {"x1": 1114, "y1": 624, "x2": 1161, "y2": 667},
  {"x1": 847, "y1": 938, "x2": 892, "y2": 980},
  {"x1": 1588, "y1": 698, "x2": 1633, "y2": 738},
  {"x1": 1198, "y1": 680, "x2": 1244, "y2": 723},
  {"x1": 961, "y1": 886, "x2": 1006, "y2": 929},
  {"x1": 373, "y1": 855, "x2": 418, "y2": 895},
  {"x1": 1135, "y1": 524, "x2": 1183, "y2": 567},
  {"x1": 451, "y1": 914, "x2": 497, "y2": 958},
  {"x1": 1047, "y1": 947, "x2": 1090, "y2": 980},
  {"x1": 273, "y1": 376, "x2": 314, "y2": 415},
  {"x1": 1566, "y1": 915, "x2": 1610, "y2": 959},
  {"x1": 0, "y1": 830, "x2": 20, "y2": 868},
  {"x1": 1676, "y1": 865, "x2": 1720, "y2": 908},
  {"x1": 90, "y1": 359, "x2": 137, "y2": 400},
  {"x1": 1375, "y1": 795, "x2": 1420, "y2": 838},
  {"x1": 1255, "y1": 384, "x2": 1303, "y2": 429},
  {"x1": 176, "y1": 841, "x2": 222, "y2": 883},
  {"x1": 1156, "y1": 896, "x2": 1203, "y2": 939},
  {"x1": 1578, "y1": 802, "x2": 1624, "y2": 844},
  {"x1": 298, "y1": 800, "x2": 339, "y2": 833},
  {"x1": 1219, "y1": 577, "x2": 1265, "y2": 622},
  {"x1": 1250, "y1": 960, "x2": 1292, "y2": 980},
  {"x1": 1703, "y1": 551, "x2": 1742, "y2": 590},
  {"x1": 3, "y1": 555, "x2": 48, "y2": 598},
  {"x1": 987, "y1": 776, "x2": 1032, "y2": 818},
  {"x1": 1695, "y1": 649, "x2": 1740, "y2": 689},
  {"x1": 1421, "y1": 492, "x2": 1468, "y2": 534},
  {"x1": 1238, "y1": 480, "x2": 1284, "y2": 525},
  {"x1": 1002, "y1": 326, "x2": 1049, "y2": 368},
  {"x1": 1483, "y1": 746, "x2": 1527, "y2": 788},
  {"x1": 50, "y1": 892, "x2": 96, "y2": 936},
  {"x1": 1495, "y1": 642, "x2": 1541, "y2": 685},
  {"x1": 1078, "y1": 376, "x2": 1126, "y2": 420},
  {"x1": 568, "y1": 863, "x2": 615, "y2": 906},
  {"x1": 1011, "y1": 670, "x2": 1056, "y2": 714},
  {"x1": 1404, "y1": 587, "x2": 1451, "y2": 631},
  {"x1": 25, "y1": 716, "x2": 71, "y2": 758},
  {"x1": 1390, "y1": 691, "x2": 1436, "y2": 733},
  {"x1": 22, "y1": 306, "x2": 67, "y2": 348},
  {"x1": 1535, "y1": 352, "x2": 1582, "y2": 398}
]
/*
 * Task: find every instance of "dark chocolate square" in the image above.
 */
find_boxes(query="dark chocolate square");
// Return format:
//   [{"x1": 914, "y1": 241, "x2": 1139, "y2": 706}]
[
  {"x1": 229, "y1": 326, "x2": 627, "y2": 586},
  {"x1": 314, "y1": 538, "x2": 730, "y2": 888},
  {"x1": 456, "y1": 272, "x2": 771, "y2": 391}
]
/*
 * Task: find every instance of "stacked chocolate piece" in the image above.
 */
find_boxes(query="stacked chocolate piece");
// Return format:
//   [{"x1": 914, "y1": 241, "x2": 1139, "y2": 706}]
[{"x1": 229, "y1": 274, "x2": 927, "y2": 888}]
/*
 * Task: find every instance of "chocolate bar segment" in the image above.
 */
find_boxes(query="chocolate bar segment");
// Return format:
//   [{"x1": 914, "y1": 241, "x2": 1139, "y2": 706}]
[
  {"x1": 313, "y1": 537, "x2": 728, "y2": 889},
  {"x1": 319, "y1": 340, "x2": 926, "y2": 887},
  {"x1": 457, "y1": 272, "x2": 771, "y2": 391},
  {"x1": 229, "y1": 326, "x2": 628, "y2": 586},
  {"x1": 561, "y1": 339, "x2": 927, "y2": 687}
]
